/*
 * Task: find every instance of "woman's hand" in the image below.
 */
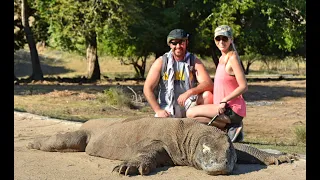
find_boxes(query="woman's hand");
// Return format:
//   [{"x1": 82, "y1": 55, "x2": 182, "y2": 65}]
[{"x1": 218, "y1": 102, "x2": 227, "y2": 114}]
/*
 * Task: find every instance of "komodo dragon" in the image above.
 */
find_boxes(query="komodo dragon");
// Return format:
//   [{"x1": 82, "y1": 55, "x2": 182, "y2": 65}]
[{"x1": 27, "y1": 117, "x2": 298, "y2": 176}]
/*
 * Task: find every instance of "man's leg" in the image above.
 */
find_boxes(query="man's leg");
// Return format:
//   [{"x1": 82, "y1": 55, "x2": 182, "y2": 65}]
[{"x1": 196, "y1": 90, "x2": 213, "y2": 105}]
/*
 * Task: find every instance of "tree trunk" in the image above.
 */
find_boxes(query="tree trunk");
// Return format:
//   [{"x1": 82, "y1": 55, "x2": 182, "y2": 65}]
[
  {"x1": 86, "y1": 31, "x2": 100, "y2": 80},
  {"x1": 240, "y1": 60, "x2": 247, "y2": 75},
  {"x1": 244, "y1": 61, "x2": 251, "y2": 75},
  {"x1": 211, "y1": 47, "x2": 219, "y2": 68},
  {"x1": 21, "y1": 0, "x2": 43, "y2": 80}
]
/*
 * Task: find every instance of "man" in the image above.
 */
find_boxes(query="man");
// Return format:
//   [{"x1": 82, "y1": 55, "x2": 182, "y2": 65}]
[{"x1": 143, "y1": 29, "x2": 213, "y2": 118}]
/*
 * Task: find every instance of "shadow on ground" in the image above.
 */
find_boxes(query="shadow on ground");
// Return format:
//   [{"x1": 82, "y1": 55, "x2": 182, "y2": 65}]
[
  {"x1": 232, "y1": 164, "x2": 267, "y2": 175},
  {"x1": 14, "y1": 80, "x2": 306, "y2": 103},
  {"x1": 243, "y1": 84, "x2": 305, "y2": 101},
  {"x1": 14, "y1": 50, "x2": 75, "y2": 77}
]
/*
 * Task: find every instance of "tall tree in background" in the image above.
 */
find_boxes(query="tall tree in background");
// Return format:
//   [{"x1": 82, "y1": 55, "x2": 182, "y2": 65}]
[
  {"x1": 33, "y1": 0, "x2": 140, "y2": 80},
  {"x1": 20, "y1": 0, "x2": 44, "y2": 80},
  {"x1": 25, "y1": 0, "x2": 305, "y2": 78},
  {"x1": 99, "y1": 0, "x2": 170, "y2": 78},
  {"x1": 14, "y1": 1, "x2": 25, "y2": 80},
  {"x1": 100, "y1": 0, "x2": 210, "y2": 78},
  {"x1": 14, "y1": 1, "x2": 25, "y2": 52},
  {"x1": 193, "y1": 0, "x2": 305, "y2": 74},
  {"x1": 33, "y1": 0, "x2": 104, "y2": 80}
]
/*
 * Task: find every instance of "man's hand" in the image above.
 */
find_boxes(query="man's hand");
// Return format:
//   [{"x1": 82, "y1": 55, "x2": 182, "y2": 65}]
[
  {"x1": 177, "y1": 91, "x2": 191, "y2": 107},
  {"x1": 155, "y1": 109, "x2": 171, "y2": 117}
]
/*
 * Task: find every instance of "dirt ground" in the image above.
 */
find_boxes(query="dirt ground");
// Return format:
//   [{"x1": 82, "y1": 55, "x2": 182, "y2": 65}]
[{"x1": 14, "y1": 80, "x2": 306, "y2": 180}]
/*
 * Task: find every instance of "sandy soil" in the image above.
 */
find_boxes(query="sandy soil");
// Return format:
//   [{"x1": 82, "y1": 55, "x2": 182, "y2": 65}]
[{"x1": 14, "y1": 110, "x2": 306, "y2": 180}]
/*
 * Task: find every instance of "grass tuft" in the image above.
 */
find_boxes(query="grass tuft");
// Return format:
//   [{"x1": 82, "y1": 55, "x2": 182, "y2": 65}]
[
  {"x1": 99, "y1": 87, "x2": 133, "y2": 108},
  {"x1": 294, "y1": 125, "x2": 306, "y2": 144}
]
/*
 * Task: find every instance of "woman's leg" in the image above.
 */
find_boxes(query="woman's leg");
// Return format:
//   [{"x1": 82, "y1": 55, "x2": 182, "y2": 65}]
[{"x1": 186, "y1": 104, "x2": 231, "y2": 130}]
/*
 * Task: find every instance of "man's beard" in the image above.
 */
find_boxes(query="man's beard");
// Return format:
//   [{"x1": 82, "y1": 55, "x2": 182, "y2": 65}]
[{"x1": 173, "y1": 48, "x2": 186, "y2": 58}]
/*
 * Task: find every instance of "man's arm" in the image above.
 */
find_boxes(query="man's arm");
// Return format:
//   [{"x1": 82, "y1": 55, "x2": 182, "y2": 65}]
[
  {"x1": 192, "y1": 57, "x2": 214, "y2": 94},
  {"x1": 143, "y1": 57, "x2": 168, "y2": 116},
  {"x1": 177, "y1": 57, "x2": 213, "y2": 106}
]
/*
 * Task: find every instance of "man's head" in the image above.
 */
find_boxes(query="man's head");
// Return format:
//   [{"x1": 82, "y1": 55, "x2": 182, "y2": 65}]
[
  {"x1": 167, "y1": 29, "x2": 189, "y2": 58},
  {"x1": 167, "y1": 29, "x2": 189, "y2": 46}
]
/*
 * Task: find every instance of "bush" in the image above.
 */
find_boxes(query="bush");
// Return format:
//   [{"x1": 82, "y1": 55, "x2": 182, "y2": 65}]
[
  {"x1": 294, "y1": 125, "x2": 306, "y2": 144},
  {"x1": 100, "y1": 87, "x2": 133, "y2": 108}
]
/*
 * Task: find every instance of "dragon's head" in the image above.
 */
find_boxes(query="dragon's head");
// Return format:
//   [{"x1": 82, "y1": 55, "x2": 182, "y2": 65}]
[{"x1": 194, "y1": 131, "x2": 236, "y2": 175}]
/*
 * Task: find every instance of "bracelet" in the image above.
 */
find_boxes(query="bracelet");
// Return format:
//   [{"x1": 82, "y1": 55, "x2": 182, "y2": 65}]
[{"x1": 220, "y1": 101, "x2": 227, "y2": 104}]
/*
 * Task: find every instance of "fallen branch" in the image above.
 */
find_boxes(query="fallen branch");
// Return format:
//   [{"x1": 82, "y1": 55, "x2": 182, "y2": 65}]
[{"x1": 127, "y1": 86, "x2": 138, "y2": 102}]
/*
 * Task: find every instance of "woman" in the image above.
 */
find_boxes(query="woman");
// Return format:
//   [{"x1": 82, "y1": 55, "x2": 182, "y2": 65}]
[{"x1": 186, "y1": 25, "x2": 248, "y2": 142}]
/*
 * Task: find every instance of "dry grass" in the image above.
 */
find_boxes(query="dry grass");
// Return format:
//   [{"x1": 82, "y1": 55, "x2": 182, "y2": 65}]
[
  {"x1": 14, "y1": 47, "x2": 142, "y2": 79},
  {"x1": 14, "y1": 47, "x2": 306, "y2": 80},
  {"x1": 14, "y1": 84, "x2": 152, "y2": 121}
]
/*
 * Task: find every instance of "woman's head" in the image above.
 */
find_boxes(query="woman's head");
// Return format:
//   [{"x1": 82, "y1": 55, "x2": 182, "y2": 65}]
[
  {"x1": 214, "y1": 25, "x2": 235, "y2": 53},
  {"x1": 214, "y1": 25, "x2": 233, "y2": 39}
]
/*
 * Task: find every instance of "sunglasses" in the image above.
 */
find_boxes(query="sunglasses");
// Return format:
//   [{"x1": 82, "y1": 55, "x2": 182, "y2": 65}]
[
  {"x1": 215, "y1": 36, "x2": 229, "y2": 42},
  {"x1": 170, "y1": 40, "x2": 186, "y2": 46}
]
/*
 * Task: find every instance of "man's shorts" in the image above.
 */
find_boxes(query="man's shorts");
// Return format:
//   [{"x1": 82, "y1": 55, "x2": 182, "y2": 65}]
[{"x1": 155, "y1": 95, "x2": 198, "y2": 118}]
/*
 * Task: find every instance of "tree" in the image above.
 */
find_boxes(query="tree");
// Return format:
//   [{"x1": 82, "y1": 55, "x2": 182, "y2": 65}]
[
  {"x1": 193, "y1": 0, "x2": 305, "y2": 73},
  {"x1": 14, "y1": 1, "x2": 25, "y2": 52},
  {"x1": 100, "y1": 0, "x2": 209, "y2": 78},
  {"x1": 99, "y1": 0, "x2": 168, "y2": 78},
  {"x1": 27, "y1": 0, "x2": 305, "y2": 78},
  {"x1": 21, "y1": 0, "x2": 44, "y2": 80},
  {"x1": 31, "y1": 0, "x2": 106, "y2": 80}
]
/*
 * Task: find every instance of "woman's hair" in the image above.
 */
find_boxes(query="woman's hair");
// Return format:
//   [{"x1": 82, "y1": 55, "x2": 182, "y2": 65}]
[
  {"x1": 229, "y1": 40, "x2": 245, "y2": 72},
  {"x1": 215, "y1": 25, "x2": 244, "y2": 71},
  {"x1": 230, "y1": 41, "x2": 240, "y2": 61}
]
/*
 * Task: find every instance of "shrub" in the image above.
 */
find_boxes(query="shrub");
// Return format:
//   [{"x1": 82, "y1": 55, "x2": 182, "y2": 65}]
[
  {"x1": 100, "y1": 87, "x2": 133, "y2": 108},
  {"x1": 294, "y1": 125, "x2": 306, "y2": 144}
]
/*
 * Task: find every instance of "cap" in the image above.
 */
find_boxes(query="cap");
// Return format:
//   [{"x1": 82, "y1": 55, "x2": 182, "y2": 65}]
[
  {"x1": 214, "y1": 25, "x2": 233, "y2": 38},
  {"x1": 167, "y1": 29, "x2": 189, "y2": 45}
]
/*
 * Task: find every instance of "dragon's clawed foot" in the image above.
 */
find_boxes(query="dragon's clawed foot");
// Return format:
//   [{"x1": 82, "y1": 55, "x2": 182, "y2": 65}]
[
  {"x1": 112, "y1": 161, "x2": 152, "y2": 176},
  {"x1": 264, "y1": 153, "x2": 299, "y2": 165}
]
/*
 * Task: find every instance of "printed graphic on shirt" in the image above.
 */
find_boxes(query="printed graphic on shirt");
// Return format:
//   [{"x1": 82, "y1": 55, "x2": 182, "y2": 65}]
[{"x1": 162, "y1": 70, "x2": 194, "y2": 81}]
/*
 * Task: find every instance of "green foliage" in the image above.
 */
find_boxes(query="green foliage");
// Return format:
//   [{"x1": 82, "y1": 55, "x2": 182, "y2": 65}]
[
  {"x1": 21, "y1": 0, "x2": 305, "y2": 77},
  {"x1": 98, "y1": 0, "x2": 172, "y2": 77},
  {"x1": 195, "y1": 0, "x2": 305, "y2": 59},
  {"x1": 27, "y1": 0, "x2": 50, "y2": 44},
  {"x1": 14, "y1": 0, "x2": 26, "y2": 52},
  {"x1": 32, "y1": 0, "x2": 113, "y2": 54},
  {"x1": 100, "y1": 87, "x2": 133, "y2": 108},
  {"x1": 294, "y1": 125, "x2": 306, "y2": 144}
]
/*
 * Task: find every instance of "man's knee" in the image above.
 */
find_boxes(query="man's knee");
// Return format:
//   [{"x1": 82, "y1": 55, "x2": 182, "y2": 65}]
[{"x1": 199, "y1": 91, "x2": 213, "y2": 104}]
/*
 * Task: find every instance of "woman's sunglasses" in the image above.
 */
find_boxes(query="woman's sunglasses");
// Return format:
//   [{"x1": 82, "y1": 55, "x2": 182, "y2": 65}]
[{"x1": 215, "y1": 36, "x2": 229, "y2": 42}]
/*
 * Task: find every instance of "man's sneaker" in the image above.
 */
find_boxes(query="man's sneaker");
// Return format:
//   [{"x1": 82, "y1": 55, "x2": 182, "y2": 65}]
[
  {"x1": 227, "y1": 122, "x2": 244, "y2": 142},
  {"x1": 185, "y1": 95, "x2": 197, "y2": 110}
]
